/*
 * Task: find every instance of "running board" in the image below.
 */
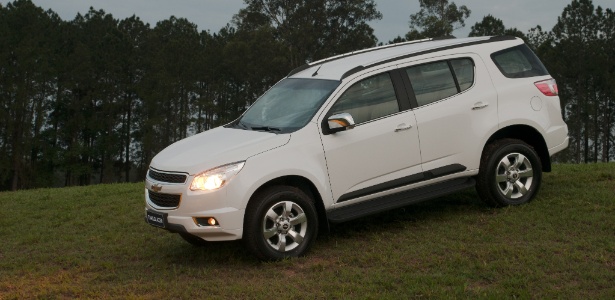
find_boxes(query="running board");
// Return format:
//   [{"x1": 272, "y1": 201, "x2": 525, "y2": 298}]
[{"x1": 327, "y1": 177, "x2": 476, "y2": 223}]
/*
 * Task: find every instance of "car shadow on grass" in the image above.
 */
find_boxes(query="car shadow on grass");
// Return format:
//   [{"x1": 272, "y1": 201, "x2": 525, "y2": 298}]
[
  {"x1": 155, "y1": 189, "x2": 489, "y2": 264},
  {"x1": 325, "y1": 189, "x2": 487, "y2": 237}
]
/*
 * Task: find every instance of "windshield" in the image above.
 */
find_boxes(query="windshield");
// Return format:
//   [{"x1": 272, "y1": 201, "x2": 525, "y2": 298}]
[{"x1": 235, "y1": 78, "x2": 340, "y2": 133}]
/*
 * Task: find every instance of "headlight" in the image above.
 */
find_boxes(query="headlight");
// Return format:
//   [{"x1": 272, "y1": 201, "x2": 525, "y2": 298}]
[{"x1": 190, "y1": 161, "x2": 245, "y2": 191}]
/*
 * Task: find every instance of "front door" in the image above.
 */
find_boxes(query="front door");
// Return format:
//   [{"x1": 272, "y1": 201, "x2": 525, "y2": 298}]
[{"x1": 319, "y1": 70, "x2": 423, "y2": 203}]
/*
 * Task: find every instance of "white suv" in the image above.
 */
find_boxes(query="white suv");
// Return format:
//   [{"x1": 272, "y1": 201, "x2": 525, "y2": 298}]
[{"x1": 144, "y1": 36, "x2": 569, "y2": 260}]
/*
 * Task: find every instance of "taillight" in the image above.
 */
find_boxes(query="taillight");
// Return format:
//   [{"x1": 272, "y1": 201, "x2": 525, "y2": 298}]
[{"x1": 534, "y1": 79, "x2": 558, "y2": 96}]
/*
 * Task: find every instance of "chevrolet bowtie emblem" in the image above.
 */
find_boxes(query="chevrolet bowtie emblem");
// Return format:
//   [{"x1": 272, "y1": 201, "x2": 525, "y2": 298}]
[{"x1": 151, "y1": 184, "x2": 162, "y2": 192}]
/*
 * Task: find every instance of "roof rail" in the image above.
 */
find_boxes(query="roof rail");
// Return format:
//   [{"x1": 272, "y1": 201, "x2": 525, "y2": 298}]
[
  {"x1": 287, "y1": 38, "x2": 433, "y2": 77},
  {"x1": 289, "y1": 36, "x2": 509, "y2": 79},
  {"x1": 310, "y1": 38, "x2": 432, "y2": 66},
  {"x1": 339, "y1": 36, "x2": 503, "y2": 79},
  {"x1": 432, "y1": 35, "x2": 456, "y2": 40}
]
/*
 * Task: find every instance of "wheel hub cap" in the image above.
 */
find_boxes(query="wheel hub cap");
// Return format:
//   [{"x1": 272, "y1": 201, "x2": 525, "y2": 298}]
[
  {"x1": 262, "y1": 201, "x2": 308, "y2": 252},
  {"x1": 507, "y1": 168, "x2": 520, "y2": 182},
  {"x1": 496, "y1": 153, "x2": 534, "y2": 199},
  {"x1": 276, "y1": 217, "x2": 291, "y2": 233}
]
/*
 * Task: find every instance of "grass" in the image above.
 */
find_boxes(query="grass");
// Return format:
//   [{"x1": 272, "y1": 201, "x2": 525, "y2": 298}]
[{"x1": 0, "y1": 164, "x2": 613, "y2": 299}]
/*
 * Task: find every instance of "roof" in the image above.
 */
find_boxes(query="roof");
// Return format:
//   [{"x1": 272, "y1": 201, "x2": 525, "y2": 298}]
[{"x1": 288, "y1": 36, "x2": 515, "y2": 81}]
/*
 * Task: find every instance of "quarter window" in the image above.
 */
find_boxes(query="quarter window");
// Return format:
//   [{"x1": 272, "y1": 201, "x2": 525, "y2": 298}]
[
  {"x1": 329, "y1": 72, "x2": 400, "y2": 124},
  {"x1": 491, "y1": 44, "x2": 548, "y2": 78}
]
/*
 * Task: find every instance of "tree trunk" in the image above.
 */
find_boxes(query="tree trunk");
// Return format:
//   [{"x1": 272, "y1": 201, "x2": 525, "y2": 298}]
[{"x1": 125, "y1": 92, "x2": 132, "y2": 182}]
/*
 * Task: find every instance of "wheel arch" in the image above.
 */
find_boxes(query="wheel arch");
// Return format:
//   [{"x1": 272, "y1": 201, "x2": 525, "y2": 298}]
[
  {"x1": 246, "y1": 175, "x2": 330, "y2": 232},
  {"x1": 484, "y1": 124, "x2": 551, "y2": 172}
]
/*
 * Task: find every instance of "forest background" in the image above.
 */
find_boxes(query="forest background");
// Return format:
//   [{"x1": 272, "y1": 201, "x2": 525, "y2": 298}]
[{"x1": 0, "y1": 0, "x2": 613, "y2": 191}]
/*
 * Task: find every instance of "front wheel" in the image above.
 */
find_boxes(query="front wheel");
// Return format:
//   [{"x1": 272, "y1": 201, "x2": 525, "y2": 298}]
[
  {"x1": 477, "y1": 139, "x2": 542, "y2": 207},
  {"x1": 243, "y1": 186, "x2": 318, "y2": 261}
]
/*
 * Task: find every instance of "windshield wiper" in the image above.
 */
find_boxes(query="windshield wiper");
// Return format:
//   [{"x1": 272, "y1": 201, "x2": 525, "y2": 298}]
[
  {"x1": 235, "y1": 121, "x2": 249, "y2": 130},
  {"x1": 250, "y1": 126, "x2": 281, "y2": 132}
]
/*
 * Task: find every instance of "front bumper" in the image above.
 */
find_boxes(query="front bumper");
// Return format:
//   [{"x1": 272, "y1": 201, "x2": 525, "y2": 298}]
[
  {"x1": 144, "y1": 175, "x2": 245, "y2": 241},
  {"x1": 144, "y1": 207, "x2": 243, "y2": 241}
]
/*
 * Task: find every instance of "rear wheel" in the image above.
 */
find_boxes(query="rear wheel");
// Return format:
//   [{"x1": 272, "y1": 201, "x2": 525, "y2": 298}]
[
  {"x1": 477, "y1": 139, "x2": 542, "y2": 207},
  {"x1": 243, "y1": 186, "x2": 318, "y2": 261}
]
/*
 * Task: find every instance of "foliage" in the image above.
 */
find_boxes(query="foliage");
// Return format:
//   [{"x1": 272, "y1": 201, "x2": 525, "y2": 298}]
[
  {"x1": 0, "y1": 164, "x2": 613, "y2": 298},
  {"x1": 0, "y1": 0, "x2": 614, "y2": 191},
  {"x1": 0, "y1": 0, "x2": 382, "y2": 191},
  {"x1": 233, "y1": 0, "x2": 382, "y2": 66},
  {"x1": 468, "y1": 14, "x2": 525, "y2": 39},
  {"x1": 543, "y1": 0, "x2": 615, "y2": 163},
  {"x1": 406, "y1": 0, "x2": 471, "y2": 39}
]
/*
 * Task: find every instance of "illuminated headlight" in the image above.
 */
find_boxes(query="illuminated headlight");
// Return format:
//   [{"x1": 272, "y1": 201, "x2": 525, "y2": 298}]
[{"x1": 190, "y1": 161, "x2": 245, "y2": 191}]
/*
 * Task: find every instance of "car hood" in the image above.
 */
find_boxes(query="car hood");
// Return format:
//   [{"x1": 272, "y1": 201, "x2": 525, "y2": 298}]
[{"x1": 149, "y1": 127, "x2": 290, "y2": 175}]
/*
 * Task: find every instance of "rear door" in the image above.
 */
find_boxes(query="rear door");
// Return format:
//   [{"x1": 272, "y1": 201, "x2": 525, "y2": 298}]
[{"x1": 399, "y1": 54, "x2": 499, "y2": 172}]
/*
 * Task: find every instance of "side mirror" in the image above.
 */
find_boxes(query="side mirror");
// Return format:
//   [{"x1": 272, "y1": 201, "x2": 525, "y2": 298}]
[{"x1": 327, "y1": 113, "x2": 355, "y2": 134}]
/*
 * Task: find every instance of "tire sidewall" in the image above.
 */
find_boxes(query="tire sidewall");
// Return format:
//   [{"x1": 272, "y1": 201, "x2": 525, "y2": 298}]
[
  {"x1": 482, "y1": 141, "x2": 542, "y2": 206},
  {"x1": 244, "y1": 186, "x2": 318, "y2": 261}
]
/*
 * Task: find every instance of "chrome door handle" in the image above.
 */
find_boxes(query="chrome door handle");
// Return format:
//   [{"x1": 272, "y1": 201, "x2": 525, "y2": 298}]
[
  {"x1": 395, "y1": 124, "x2": 412, "y2": 132},
  {"x1": 472, "y1": 102, "x2": 489, "y2": 110}
]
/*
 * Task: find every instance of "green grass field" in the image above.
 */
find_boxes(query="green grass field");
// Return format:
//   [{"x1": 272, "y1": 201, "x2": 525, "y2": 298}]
[{"x1": 1, "y1": 164, "x2": 613, "y2": 299}]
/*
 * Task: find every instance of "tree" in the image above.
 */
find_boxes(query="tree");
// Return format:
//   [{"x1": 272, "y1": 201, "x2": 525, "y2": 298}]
[
  {"x1": 117, "y1": 15, "x2": 149, "y2": 182},
  {"x1": 469, "y1": 14, "x2": 526, "y2": 39},
  {"x1": 0, "y1": 0, "x2": 61, "y2": 190},
  {"x1": 469, "y1": 14, "x2": 505, "y2": 36},
  {"x1": 53, "y1": 8, "x2": 127, "y2": 185},
  {"x1": 550, "y1": 0, "x2": 612, "y2": 163},
  {"x1": 407, "y1": 0, "x2": 470, "y2": 40},
  {"x1": 233, "y1": 0, "x2": 382, "y2": 66},
  {"x1": 137, "y1": 17, "x2": 202, "y2": 170},
  {"x1": 596, "y1": 7, "x2": 615, "y2": 161}
]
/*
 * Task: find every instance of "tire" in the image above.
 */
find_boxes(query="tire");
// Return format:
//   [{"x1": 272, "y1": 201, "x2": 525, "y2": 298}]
[
  {"x1": 179, "y1": 232, "x2": 208, "y2": 247},
  {"x1": 243, "y1": 186, "x2": 318, "y2": 261},
  {"x1": 477, "y1": 139, "x2": 542, "y2": 207}
]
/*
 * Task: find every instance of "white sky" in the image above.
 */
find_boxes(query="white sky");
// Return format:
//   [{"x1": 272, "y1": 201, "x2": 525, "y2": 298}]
[{"x1": 2, "y1": 0, "x2": 613, "y2": 43}]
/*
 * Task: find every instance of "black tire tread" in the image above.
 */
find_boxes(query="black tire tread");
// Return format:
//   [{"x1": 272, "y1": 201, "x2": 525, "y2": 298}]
[
  {"x1": 243, "y1": 185, "x2": 318, "y2": 261},
  {"x1": 476, "y1": 138, "x2": 542, "y2": 207}
]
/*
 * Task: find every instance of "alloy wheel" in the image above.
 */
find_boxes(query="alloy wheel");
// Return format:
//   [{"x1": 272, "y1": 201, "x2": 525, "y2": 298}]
[
  {"x1": 495, "y1": 152, "x2": 534, "y2": 199},
  {"x1": 262, "y1": 201, "x2": 308, "y2": 252}
]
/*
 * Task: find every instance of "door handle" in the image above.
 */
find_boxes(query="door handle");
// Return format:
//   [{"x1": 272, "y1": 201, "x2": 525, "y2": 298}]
[
  {"x1": 472, "y1": 102, "x2": 489, "y2": 110},
  {"x1": 395, "y1": 124, "x2": 413, "y2": 132}
]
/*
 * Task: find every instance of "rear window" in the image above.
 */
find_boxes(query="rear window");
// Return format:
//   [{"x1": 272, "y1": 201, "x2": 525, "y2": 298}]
[{"x1": 491, "y1": 44, "x2": 548, "y2": 78}]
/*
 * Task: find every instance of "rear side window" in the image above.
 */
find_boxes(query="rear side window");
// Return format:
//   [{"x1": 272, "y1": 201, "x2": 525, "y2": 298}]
[
  {"x1": 405, "y1": 58, "x2": 475, "y2": 107},
  {"x1": 450, "y1": 59, "x2": 474, "y2": 91},
  {"x1": 491, "y1": 44, "x2": 548, "y2": 78}
]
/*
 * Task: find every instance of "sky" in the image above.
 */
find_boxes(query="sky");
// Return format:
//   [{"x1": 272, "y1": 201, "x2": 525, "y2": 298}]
[{"x1": 2, "y1": 0, "x2": 613, "y2": 43}]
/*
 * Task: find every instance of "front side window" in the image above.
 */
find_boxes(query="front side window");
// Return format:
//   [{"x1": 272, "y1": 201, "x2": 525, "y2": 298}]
[
  {"x1": 329, "y1": 72, "x2": 400, "y2": 124},
  {"x1": 237, "y1": 78, "x2": 340, "y2": 133}
]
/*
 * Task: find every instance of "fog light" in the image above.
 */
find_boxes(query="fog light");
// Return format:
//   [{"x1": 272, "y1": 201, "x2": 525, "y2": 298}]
[{"x1": 194, "y1": 217, "x2": 219, "y2": 227}]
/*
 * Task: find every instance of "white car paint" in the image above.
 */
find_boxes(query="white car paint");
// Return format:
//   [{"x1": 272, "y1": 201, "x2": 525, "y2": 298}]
[{"x1": 144, "y1": 36, "x2": 569, "y2": 249}]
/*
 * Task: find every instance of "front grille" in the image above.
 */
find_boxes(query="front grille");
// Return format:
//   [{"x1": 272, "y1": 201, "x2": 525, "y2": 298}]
[
  {"x1": 148, "y1": 169, "x2": 187, "y2": 184},
  {"x1": 148, "y1": 191, "x2": 181, "y2": 208}
]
